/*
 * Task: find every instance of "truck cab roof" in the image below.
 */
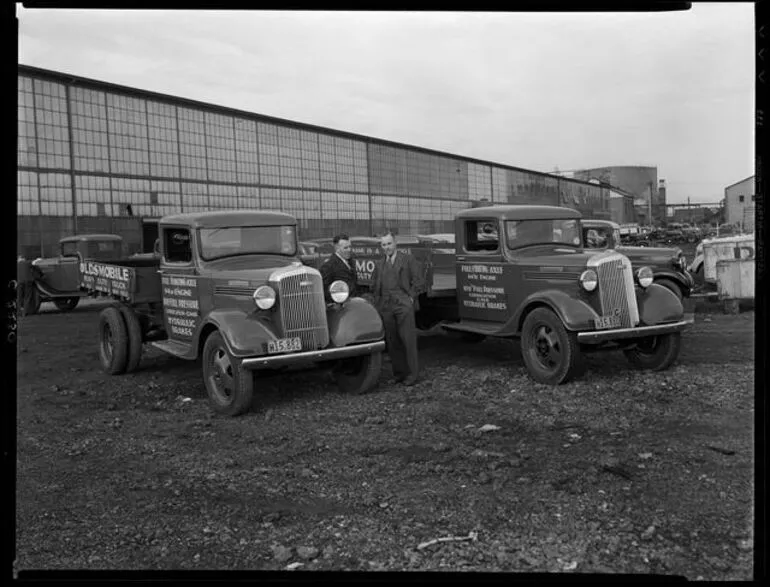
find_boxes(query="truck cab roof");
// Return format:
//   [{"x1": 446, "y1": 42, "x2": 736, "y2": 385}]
[
  {"x1": 161, "y1": 210, "x2": 297, "y2": 229},
  {"x1": 583, "y1": 219, "x2": 620, "y2": 229},
  {"x1": 457, "y1": 205, "x2": 582, "y2": 221},
  {"x1": 59, "y1": 234, "x2": 123, "y2": 244}
]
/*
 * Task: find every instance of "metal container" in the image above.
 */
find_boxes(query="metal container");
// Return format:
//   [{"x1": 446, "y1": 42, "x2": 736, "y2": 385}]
[
  {"x1": 702, "y1": 235, "x2": 754, "y2": 284},
  {"x1": 716, "y1": 258, "x2": 754, "y2": 300}
]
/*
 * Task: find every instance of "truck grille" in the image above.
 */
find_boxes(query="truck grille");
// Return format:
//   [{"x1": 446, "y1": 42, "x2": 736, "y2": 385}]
[
  {"x1": 590, "y1": 252, "x2": 639, "y2": 328},
  {"x1": 272, "y1": 265, "x2": 329, "y2": 350}
]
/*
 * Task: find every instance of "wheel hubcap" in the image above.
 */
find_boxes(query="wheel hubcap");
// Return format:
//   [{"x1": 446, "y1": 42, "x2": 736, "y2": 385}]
[
  {"x1": 532, "y1": 324, "x2": 561, "y2": 370},
  {"x1": 103, "y1": 325, "x2": 113, "y2": 360},
  {"x1": 209, "y1": 347, "x2": 234, "y2": 403}
]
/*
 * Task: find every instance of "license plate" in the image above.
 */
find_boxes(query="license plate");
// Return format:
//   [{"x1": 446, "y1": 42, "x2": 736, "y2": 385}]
[
  {"x1": 267, "y1": 337, "x2": 302, "y2": 354},
  {"x1": 594, "y1": 314, "x2": 621, "y2": 330}
]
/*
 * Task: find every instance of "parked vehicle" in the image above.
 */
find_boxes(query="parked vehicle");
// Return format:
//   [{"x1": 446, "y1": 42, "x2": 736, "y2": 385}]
[
  {"x1": 582, "y1": 219, "x2": 694, "y2": 301},
  {"x1": 297, "y1": 240, "x2": 326, "y2": 270},
  {"x1": 17, "y1": 234, "x2": 125, "y2": 315},
  {"x1": 354, "y1": 205, "x2": 692, "y2": 385},
  {"x1": 79, "y1": 210, "x2": 386, "y2": 417},
  {"x1": 689, "y1": 234, "x2": 755, "y2": 287}
]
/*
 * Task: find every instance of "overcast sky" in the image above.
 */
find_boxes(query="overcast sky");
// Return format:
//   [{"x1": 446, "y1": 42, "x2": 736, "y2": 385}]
[{"x1": 18, "y1": 5, "x2": 755, "y2": 204}]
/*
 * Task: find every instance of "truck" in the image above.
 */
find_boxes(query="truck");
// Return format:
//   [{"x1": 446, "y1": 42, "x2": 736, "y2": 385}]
[
  {"x1": 581, "y1": 219, "x2": 694, "y2": 301},
  {"x1": 17, "y1": 234, "x2": 125, "y2": 315},
  {"x1": 352, "y1": 205, "x2": 692, "y2": 385},
  {"x1": 78, "y1": 210, "x2": 386, "y2": 417}
]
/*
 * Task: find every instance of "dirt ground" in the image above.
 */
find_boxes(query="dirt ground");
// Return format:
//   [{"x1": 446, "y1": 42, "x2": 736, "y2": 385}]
[{"x1": 15, "y1": 298, "x2": 755, "y2": 578}]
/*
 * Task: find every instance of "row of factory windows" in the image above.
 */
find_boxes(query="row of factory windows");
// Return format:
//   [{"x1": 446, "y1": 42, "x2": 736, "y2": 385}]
[{"x1": 19, "y1": 75, "x2": 607, "y2": 206}]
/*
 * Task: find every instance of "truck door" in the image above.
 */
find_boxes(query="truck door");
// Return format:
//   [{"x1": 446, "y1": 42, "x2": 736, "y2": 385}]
[
  {"x1": 159, "y1": 225, "x2": 201, "y2": 343},
  {"x1": 456, "y1": 218, "x2": 510, "y2": 323}
]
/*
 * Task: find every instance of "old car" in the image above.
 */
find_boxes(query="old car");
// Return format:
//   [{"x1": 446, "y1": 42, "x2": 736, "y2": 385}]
[
  {"x1": 79, "y1": 210, "x2": 386, "y2": 417},
  {"x1": 582, "y1": 219, "x2": 694, "y2": 300},
  {"x1": 352, "y1": 205, "x2": 692, "y2": 385},
  {"x1": 17, "y1": 233, "x2": 125, "y2": 315}
]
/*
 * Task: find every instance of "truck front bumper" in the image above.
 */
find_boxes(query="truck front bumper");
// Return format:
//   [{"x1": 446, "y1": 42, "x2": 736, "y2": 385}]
[
  {"x1": 576, "y1": 319, "x2": 692, "y2": 344},
  {"x1": 240, "y1": 340, "x2": 386, "y2": 370}
]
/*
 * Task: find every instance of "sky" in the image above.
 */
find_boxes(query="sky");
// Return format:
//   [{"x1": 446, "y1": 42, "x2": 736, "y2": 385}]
[{"x1": 17, "y1": 5, "x2": 755, "y2": 205}]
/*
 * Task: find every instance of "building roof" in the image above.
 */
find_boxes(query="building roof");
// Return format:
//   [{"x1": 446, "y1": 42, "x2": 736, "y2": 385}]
[
  {"x1": 457, "y1": 205, "x2": 581, "y2": 221},
  {"x1": 161, "y1": 210, "x2": 297, "y2": 229},
  {"x1": 60, "y1": 234, "x2": 123, "y2": 243},
  {"x1": 724, "y1": 175, "x2": 755, "y2": 190}
]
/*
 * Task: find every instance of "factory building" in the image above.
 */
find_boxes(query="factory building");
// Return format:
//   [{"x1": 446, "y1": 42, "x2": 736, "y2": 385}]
[
  {"x1": 569, "y1": 166, "x2": 664, "y2": 226},
  {"x1": 18, "y1": 65, "x2": 612, "y2": 257},
  {"x1": 724, "y1": 175, "x2": 755, "y2": 233}
]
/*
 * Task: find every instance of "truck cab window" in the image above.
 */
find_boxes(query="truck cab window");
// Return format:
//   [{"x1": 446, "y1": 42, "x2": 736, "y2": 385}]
[
  {"x1": 465, "y1": 220, "x2": 499, "y2": 253},
  {"x1": 164, "y1": 228, "x2": 192, "y2": 263},
  {"x1": 61, "y1": 242, "x2": 78, "y2": 257}
]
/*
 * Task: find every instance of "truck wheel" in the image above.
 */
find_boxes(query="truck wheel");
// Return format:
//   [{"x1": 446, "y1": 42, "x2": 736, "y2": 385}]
[
  {"x1": 655, "y1": 278, "x2": 683, "y2": 302},
  {"x1": 521, "y1": 308, "x2": 582, "y2": 385},
  {"x1": 98, "y1": 306, "x2": 129, "y2": 375},
  {"x1": 117, "y1": 304, "x2": 143, "y2": 373},
  {"x1": 54, "y1": 297, "x2": 80, "y2": 312},
  {"x1": 202, "y1": 331, "x2": 254, "y2": 417},
  {"x1": 334, "y1": 352, "x2": 382, "y2": 395},
  {"x1": 623, "y1": 333, "x2": 681, "y2": 371},
  {"x1": 22, "y1": 286, "x2": 41, "y2": 316}
]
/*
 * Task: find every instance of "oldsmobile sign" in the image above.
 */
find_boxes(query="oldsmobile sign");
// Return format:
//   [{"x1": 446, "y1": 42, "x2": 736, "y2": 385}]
[{"x1": 79, "y1": 261, "x2": 133, "y2": 299}]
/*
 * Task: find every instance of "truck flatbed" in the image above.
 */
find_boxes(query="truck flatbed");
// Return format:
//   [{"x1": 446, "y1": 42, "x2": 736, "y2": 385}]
[{"x1": 79, "y1": 257, "x2": 162, "y2": 304}]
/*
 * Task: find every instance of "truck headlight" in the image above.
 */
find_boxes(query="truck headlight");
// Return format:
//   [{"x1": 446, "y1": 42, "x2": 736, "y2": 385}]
[
  {"x1": 253, "y1": 285, "x2": 276, "y2": 310},
  {"x1": 579, "y1": 269, "x2": 598, "y2": 292},
  {"x1": 329, "y1": 280, "x2": 349, "y2": 303},
  {"x1": 636, "y1": 267, "x2": 654, "y2": 288}
]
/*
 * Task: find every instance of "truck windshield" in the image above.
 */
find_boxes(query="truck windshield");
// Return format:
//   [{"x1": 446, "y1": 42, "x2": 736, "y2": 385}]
[
  {"x1": 505, "y1": 219, "x2": 581, "y2": 250},
  {"x1": 199, "y1": 226, "x2": 297, "y2": 260}
]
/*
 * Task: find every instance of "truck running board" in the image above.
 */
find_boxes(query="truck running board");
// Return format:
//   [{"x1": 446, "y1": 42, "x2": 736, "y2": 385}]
[
  {"x1": 441, "y1": 320, "x2": 504, "y2": 336},
  {"x1": 150, "y1": 339, "x2": 194, "y2": 359}
]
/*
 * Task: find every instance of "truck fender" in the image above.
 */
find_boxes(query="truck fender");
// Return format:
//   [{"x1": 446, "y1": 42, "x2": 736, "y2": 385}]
[
  {"x1": 513, "y1": 290, "x2": 599, "y2": 334},
  {"x1": 653, "y1": 269, "x2": 693, "y2": 291},
  {"x1": 635, "y1": 283, "x2": 684, "y2": 326},
  {"x1": 197, "y1": 309, "x2": 278, "y2": 359},
  {"x1": 327, "y1": 297, "x2": 384, "y2": 347}
]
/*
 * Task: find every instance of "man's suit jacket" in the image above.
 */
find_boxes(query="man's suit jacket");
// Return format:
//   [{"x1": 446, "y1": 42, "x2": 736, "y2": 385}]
[
  {"x1": 320, "y1": 253, "x2": 358, "y2": 302},
  {"x1": 371, "y1": 250, "x2": 426, "y2": 310}
]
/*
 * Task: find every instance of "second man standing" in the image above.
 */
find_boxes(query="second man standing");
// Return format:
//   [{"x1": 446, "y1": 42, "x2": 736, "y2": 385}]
[{"x1": 371, "y1": 232, "x2": 425, "y2": 387}]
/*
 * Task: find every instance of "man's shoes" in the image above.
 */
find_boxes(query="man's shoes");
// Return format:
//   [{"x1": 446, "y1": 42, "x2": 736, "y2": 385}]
[
  {"x1": 403, "y1": 376, "x2": 419, "y2": 387},
  {"x1": 392, "y1": 376, "x2": 405, "y2": 384}
]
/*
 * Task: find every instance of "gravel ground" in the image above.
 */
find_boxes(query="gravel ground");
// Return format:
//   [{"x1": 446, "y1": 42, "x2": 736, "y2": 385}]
[{"x1": 15, "y1": 298, "x2": 755, "y2": 578}]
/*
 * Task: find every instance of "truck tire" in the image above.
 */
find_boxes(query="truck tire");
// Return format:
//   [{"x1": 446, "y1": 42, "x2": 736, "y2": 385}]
[
  {"x1": 623, "y1": 333, "x2": 681, "y2": 371},
  {"x1": 202, "y1": 331, "x2": 254, "y2": 417},
  {"x1": 22, "y1": 285, "x2": 41, "y2": 316},
  {"x1": 334, "y1": 351, "x2": 382, "y2": 395},
  {"x1": 54, "y1": 297, "x2": 80, "y2": 312},
  {"x1": 117, "y1": 304, "x2": 143, "y2": 373},
  {"x1": 521, "y1": 308, "x2": 582, "y2": 385},
  {"x1": 98, "y1": 306, "x2": 129, "y2": 375},
  {"x1": 655, "y1": 278, "x2": 683, "y2": 302}
]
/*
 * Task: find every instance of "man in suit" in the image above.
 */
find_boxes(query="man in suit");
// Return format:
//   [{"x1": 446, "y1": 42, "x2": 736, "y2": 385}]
[
  {"x1": 320, "y1": 234, "x2": 357, "y2": 303},
  {"x1": 371, "y1": 232, "x2": 425, "y2": 387}
]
